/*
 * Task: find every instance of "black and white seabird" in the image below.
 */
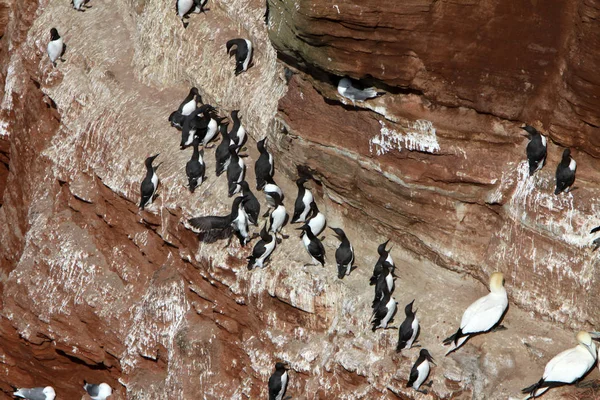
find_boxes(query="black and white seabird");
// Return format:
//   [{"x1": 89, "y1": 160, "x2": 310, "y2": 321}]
[
  {"x1": 189, "y1": 196, "x2": 250, "y2": 246},
  {"x1": 247, "y1": 223, "x2": 276, "y2": 270},
  {"x1": 72, "y1": 0, "x2": 91, "y2": 11},
  {"x1": 226, "y1": 144, "x2": 245, "y2": 197},
  {"x1": 443, "y1": 272, "x2": 508, "y2": 355},
  {"x1": 522, "y1": 331, "x2": 598, "y2": 399},
  {"x1": 372, "y1": 261, "x2": 394, "y2": 310},
  {"x1": 371, "y1": 290, "x2": 397, "y2": 331},
  {"x1": 590, "y1": 226, "x2": 600, "y2": 251},
  {"x1": 268, "y1": 195, "x2": 287, "y2": 236},
  {"x1": 263, "y1": 177, "x2": 284, "y2": 208},
  {"x1": 186, "y1": 139, "x2": 205, "y2": 193},
  {"x1": 255, "y1": 137, "x2": 274, "y2": 190},
  {"x1": 337, "y1": 77, "x2": 383, "y2": 105},
  {"x1": 215, "y1": 122, "x2": 232, "y2": 176},
  {"x1": 226, "y1": 38, "x2": 253, "y2": 75},
  {"x1": 291, "y1": 177, "x2": 313, "y2": 223},
  {"x1": 180, "y1": 104, "x2": 214, "y2": 149},
  {"x1": 14, "y1": 386, "x2": 56, "y2": 400},
  {"x1": 240, "y1": 181, "x2": 260, "y2": 225},
  {"x1": 298, "y1": 224, "x2": 325, "y2": 266},
  {"x1": 407, "y1": 349, "x2": 435, "y2": 394},
  {"x1": 521, "y1": 125, "x2": 547, "y2": 176},
  {"x1": 228, "y1": 110, "x2": 247, "y2": 149},
  {"x1": 176, "y1": 0, "x2": 198, "y2": 28},
  {"x1": 139, "y1": 154, "x2": 159, "y2": 210},
  {"x1": 330, "y1": 227, "x2": 354, "y2": 279},
  {"x1": 47, "y1": 28, "x2": 65, "y2": 67},
  {"x1": 83, "y1": 382, "x2": 112, "y2": 400},
  {"x1": 396, "y1": 300, "x2": 419, "y2": 352},
  {"x1": 306, "y1": 201, "x2": 326, "y2": 236},
  {"x1": 268, "y1": 362, "x2": 289, "y2": 400},
  {"x1": 193, "y1": 0, "x2": 208, "y2": 13},
  {"x1": 555, "y1": 148, "x2": 576, "y2": 195},
  {"x1": 369, "y1": 240, "x2": 394, "y2": 285},
  {"x1": 202, "y1": 112, "x2": 225, "y2": 148},
  {"x1": 169, "y1": 87, "x2": 201, "y2": 130}
]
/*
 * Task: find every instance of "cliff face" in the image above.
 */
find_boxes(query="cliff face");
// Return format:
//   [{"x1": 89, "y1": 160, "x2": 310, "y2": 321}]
[{"x1": 0, "y1": 0, "x2": 599, "y2": 399}]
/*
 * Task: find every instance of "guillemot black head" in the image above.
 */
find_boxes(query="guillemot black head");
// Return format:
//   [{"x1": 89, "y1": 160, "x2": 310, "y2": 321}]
[
  {"x1": 329, "y1": 227, "x2": 345, "y2": 239},
  {"x1": 274, "y1": 362, "x2": 289, "y2": 371},
  {"x1": 377, "y1": 239, "x2": 390, "y2": 256},
  {"x1": 405, "y1": 299, "x2": 415, "y2": 315},
  {"x1": 257, "y1": 137, "x2": 267, "y2": 151},
  {"x1": 520, "y1": 125, "x2": 539, "y2": 138},
  {"x1": 420, "y1": 349, "x2": 435, "y2": 365},
  {"x1": 50, "y1": 28, "x2": 60, "y2": 41},
  {"x1": 144, "y1": 153, "x2": 159, "y2": 166},
  {"x1": 562, "y1": 148, "x2": 571, "y2": 161}
]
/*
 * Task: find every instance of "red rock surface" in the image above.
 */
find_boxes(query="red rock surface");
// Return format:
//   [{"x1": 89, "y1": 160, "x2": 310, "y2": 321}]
[{"x1": 0, "y1": 0, "x2": 599, "y2": 399}]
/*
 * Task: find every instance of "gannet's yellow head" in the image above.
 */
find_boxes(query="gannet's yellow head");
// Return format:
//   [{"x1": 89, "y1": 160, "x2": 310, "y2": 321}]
[
  {"x1": 577, "y1": 331, "x2": 593, "y2": 347},
  {"x1": 489, "y1": 272, "x2": 505, "y2": 293}
]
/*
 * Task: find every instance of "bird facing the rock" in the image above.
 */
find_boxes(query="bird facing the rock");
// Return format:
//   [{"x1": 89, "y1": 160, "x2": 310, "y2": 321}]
[
  {"x1": 226, "y1": 38, "x2": 253, "y2": 75},
  {"x1": 555, "y1": 148, "x2": 576, "y2": 195},
  {"x1": 521, "y1": 125, "x2": 547, "y2": 176}
]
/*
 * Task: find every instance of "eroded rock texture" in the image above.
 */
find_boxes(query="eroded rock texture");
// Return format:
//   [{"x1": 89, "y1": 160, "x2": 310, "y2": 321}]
[{"x1": 0, "y1": 0, "x2": 599, "y2": 399}]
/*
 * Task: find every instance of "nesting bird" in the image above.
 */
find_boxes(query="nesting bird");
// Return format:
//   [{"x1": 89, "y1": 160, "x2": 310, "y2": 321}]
[
  {"x1": 291, "y1": 177, "x2": 313, "y2": 223},
  {"x1": 14, "y1": 386, "x2": 56, "y2": 400},
  {"x1": 268, "y1": 194, "x2": 287, "y2": 238},
  {"x1": 372, "y1": 260, "x2": 394, "y2": 310},
  {"x1": 226, "y1": 38, "x2": 253, "y2": 75},
  {"x1": 298, "y1": 224, "x2": 325, "y2": 266},
  {"x1": 83, "y1": 382, "x2": 112, "y2": 400},
  {"x1": 407, "y1": 349, "x2": 435, "y2": 394},
  {"x1": 337, "y1": 77, "x2": 383, "y2": 105},
  {"x1": 185, "y1": 139, "x2": 205, "y2": 193},
  {"x1": 268, "y1": 362, "x2": 290, "y2": 400},
  {"x1": 189, "y1": 196, "x2": 250, "y2": 246},
  {"x1": 522, "y1": 331, "x2": 598, "y2": 399},
  {"x1": 139, "y1": 154, "x2": 160, "y2": 210},
  {"x1": 521, "y1": 125, "x2": 547, "y2": 176},
  {"x1": 169, "y1": 87, "x2": 201, "y2": 130},
  {"x1": 330, "y1": 227, "x2": 354, "y2": 279},
  {"x1": 255, "y1": 137, "x2": 274, "y2": 191},
  {"x1": 47, "y1": 28, "x2": 65, "y2": 67},
  {"x1": 443, "y1": 272, "x2": 508, "y2": 355},
  {"x1": 180, "y1": 104, "x2": 214, "y2": 149},
  {"x1": 396, "y1": 300, "x2": 419, "y2": 351},
  {"x1": 247, "y1": 223, "x2": 276, "y2": 270},
  {"x1": 555, "y1": 148, "x2": 576, "y2": 195}
]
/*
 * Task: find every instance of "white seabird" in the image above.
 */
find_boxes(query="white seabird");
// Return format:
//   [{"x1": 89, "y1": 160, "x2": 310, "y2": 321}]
[
  {"x1": 337, "y1": 77, "x2": 383, "y2": 105},
  {"x1": 521, "y1": 331, "x2": 598, "y2": 399},
  {"x1": 14, "y1": 386, "x2": 56, "y2": 400},
  {"x1": 443, "y1": 272, "x2": 508, "y2": 355}
]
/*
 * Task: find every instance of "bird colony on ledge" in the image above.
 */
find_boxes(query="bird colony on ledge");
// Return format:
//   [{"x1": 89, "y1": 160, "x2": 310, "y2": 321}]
[{"x1": 26, "y1": 0, "x2": 600, "y2": 398}]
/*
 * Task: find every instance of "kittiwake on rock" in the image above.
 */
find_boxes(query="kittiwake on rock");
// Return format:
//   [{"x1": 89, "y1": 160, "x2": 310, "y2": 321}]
[
  {"x1": 443, "y1": 272, "x2": 508, "y2": 355},
  {"x1": 14, "y1": 386, "x2": 56, "y2": 400},
  {"x1": 337, "y1": 77, "x2": 384, "y2": 105},
  {"x1": 83, "y1": 382, "x2": 112, "y2": 400}
]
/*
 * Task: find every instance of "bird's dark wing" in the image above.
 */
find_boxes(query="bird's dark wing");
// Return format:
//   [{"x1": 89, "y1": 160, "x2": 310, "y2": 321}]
[
  {"x1": 186, "y1": 160, "x2": 203, "y2": 179},
  {"x1": 255, "y1": 154, "x2": 272, "y2": 185},
  {"x1": 252, "y1": 240, "x2": 266, "y2": 259},
  {"x1": 189, "y1": 215, "x2": 231, "y2": 231},
  {"x1": 308, "y1": 239, "x2": 325, "y2": 263},
  {"x1": 14, "y1": 388, "x2": 48, "y2": 400},
  {"x1": 244, "y1": 197, "x2": 260, "y2": 224},
  {"x1": 398, "y1": 315, "x2": 414, "y2": 343},
  {"x1": 335, "y1": 243, "x2": 353, "y2": 266},
  {"x1": 84, "y1": 383, "x2": 100, "y2": 397},
  {"x1": 406, "y1": 363, "x2": 419, "y2": 388},
  {"x1": 268, "y1": 374, "x2": 282, "y2": 400}
]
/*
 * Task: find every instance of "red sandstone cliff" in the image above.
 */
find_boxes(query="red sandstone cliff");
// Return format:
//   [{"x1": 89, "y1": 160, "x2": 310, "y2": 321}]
[{"x1": 0, "y1": 0, "x2": 599, "y2": 399}]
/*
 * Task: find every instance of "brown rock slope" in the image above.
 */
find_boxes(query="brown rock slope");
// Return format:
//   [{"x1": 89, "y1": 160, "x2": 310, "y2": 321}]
[{"x1": 0, "y1": 0, "x2": 598, "y2": 399}]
